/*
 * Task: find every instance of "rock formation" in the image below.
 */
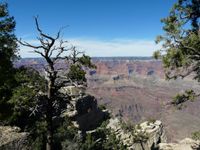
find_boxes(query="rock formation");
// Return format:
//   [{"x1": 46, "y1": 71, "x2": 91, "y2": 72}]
[
  {"x1": 61, "y1": 85, "x2": 109, "y2": 131},
  {"x1": 0, "y1": 126, "x2": 29, "y2": 150},
  {"x1": 107, "y1": 118, "x2": 167, "y2": 150},
  {"x1": 60, "y1": 86, "x2": 200, "y2": 150}
]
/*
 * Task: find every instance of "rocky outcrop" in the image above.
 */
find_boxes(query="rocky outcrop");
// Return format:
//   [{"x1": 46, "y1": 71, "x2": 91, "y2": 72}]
[
  {"x1": 159, "y1": 138, "x2": 200, "y2": 150},
  {"x1": 139, "y1": 121, "x2": 167, "y2": 150},
  {"x1": 107, "y1": 118, "x2": 200, "y2": 150},
  {"x1": 61, "y1": 85, "x2": 109, "y2": 131},
  {"x1": 0, "y1": 126, "x2": 29, "y2": 150},
  {"x1": 107, "y1": 118, "x2": 167, "y2": 150}
]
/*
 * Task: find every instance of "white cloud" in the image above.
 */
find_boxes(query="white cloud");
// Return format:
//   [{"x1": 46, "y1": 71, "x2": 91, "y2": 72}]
[{"x1": 19, "y1": 38, "x2": 160, "y2": 58}]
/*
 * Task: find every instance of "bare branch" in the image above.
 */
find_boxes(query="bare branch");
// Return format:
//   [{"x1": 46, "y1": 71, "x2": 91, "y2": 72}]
[
  {"x1": 18, "y1": 38, "x2": 43, "y2": 49},
  {"x1": 34, "y1": 50, "x2": 45, "y2": 57},
  {"x1": 166, "y1": 64, "x2": 197, "y2": 79},
  {"x1": 34, "y1": 17, "x2": 55, "y2": 41},
  {"x1": 69, "y1": 46, "x2": 84, "y2": 64}
]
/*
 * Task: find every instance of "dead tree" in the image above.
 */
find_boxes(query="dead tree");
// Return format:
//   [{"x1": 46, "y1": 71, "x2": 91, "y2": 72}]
[{"x1": 18, "y1": 17, "x2": 89, "y2": 150}]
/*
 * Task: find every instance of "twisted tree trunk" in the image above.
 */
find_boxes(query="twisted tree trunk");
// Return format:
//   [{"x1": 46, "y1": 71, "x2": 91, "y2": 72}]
[{"x1": 46, "y1": 63, "x2": 56, "y2": 150}]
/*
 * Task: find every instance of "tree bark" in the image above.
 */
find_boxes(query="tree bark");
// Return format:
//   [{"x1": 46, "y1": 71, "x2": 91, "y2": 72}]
[
  {"x1": 46, "y1": 70, "x2": 55, "y2": 150},
  {"x1": 46, "y1": 80, "x2": 53, "y2": 150}
]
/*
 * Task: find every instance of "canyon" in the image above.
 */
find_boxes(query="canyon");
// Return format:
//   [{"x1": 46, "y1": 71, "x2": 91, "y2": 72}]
[{"x1": 15, "y1": 57, "x2": 200, "y2": 142}]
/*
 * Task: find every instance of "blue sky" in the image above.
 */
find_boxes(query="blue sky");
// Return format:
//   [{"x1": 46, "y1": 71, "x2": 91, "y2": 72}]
[{"x1": 6, "y1": 0, "x2": 176, "y2": 57}]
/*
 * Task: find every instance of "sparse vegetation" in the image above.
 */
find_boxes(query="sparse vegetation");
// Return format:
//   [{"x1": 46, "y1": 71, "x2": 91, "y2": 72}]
[
  {"x1": 191, "y1": 131, "x2": 200, "y2": 141},
  {"x1": 120, "y1": 120, "x2": 149, "y2": 144},
  {"x1": 98, "y1": 104, "x2": 107, "y2": 110},
  {"x1": 147, "y1": 117, "x2": 156, "y2": 125},
  {"x1": 120, "y1": 120, "x2": 134, "y2": 133},
  {"x1": 80, "y1": 120, "x2": 127, "y2": 150},
  {"x1": 172, "y1": 89, "x2": 196, "y2": 108}
]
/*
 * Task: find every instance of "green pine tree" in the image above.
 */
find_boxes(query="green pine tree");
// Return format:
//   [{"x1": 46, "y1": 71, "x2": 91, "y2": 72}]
[
  {"x1": 0, "y1": 2, "x2": 18, "y2": 120},
  {"x1": 154, "y1": 0, "x2": 200, "y2": 106}
]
